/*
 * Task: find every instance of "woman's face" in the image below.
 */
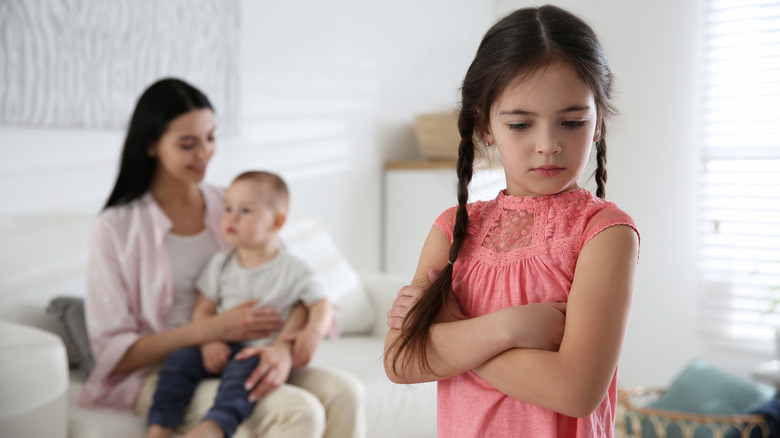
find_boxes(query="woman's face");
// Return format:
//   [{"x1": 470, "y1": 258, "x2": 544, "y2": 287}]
[{"x1": 149, "y1": 108, "x2": 216, "y2": 184}]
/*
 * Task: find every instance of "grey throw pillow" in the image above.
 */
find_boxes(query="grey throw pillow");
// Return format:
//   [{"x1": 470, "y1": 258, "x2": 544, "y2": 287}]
[{"x1": 46, "y1": 296, "x2": 95, "y2": 379}]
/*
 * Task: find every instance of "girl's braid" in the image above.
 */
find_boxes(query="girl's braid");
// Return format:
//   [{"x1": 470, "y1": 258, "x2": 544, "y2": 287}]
[{"x1": 595, "y1": 121, "x2": 607, "y2": 199}]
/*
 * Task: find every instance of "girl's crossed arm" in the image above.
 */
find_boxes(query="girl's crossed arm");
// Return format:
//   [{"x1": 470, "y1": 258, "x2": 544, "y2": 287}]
[
  {"x1": 383, "y1": 226, "x2": 567, "y2": 383},
  {"x1": 472, "y1": 225, "x2": 638, "y2": 418},
  {"x1": 383, "y1": 224, "x2": 637, "y2": 419}
]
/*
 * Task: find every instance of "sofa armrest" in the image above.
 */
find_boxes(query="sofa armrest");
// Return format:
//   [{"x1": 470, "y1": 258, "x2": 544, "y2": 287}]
[
  {"x1": 0, "y1": 320, "x2": 69, "y2": 438},
  {"x1": 358, "y1": 272, "x2": 410, "y2": 338}
]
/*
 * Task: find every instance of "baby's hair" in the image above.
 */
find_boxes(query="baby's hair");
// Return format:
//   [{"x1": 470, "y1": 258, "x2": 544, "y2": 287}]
[
  {"x1": 389, "y1": 5, "x2": 615, "y2": 376},
  {"x1": 233, "y1": 170, "x2": 290, "y2": 213}
]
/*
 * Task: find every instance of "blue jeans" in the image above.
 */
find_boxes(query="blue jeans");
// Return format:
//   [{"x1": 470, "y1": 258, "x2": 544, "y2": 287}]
[{"x1": 147, "y1": 344, "x2": 260, "y2": 437}]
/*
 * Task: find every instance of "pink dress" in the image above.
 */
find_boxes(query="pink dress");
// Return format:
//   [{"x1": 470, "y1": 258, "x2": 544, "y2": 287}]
[{"x1": 434, "y1": 188, "x2": 638, "y2": 438}]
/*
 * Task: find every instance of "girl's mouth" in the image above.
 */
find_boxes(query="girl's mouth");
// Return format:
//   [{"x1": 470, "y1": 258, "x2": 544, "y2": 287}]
[{"x1": 533, "y1": 166, "x2": 564, "y2": 177}]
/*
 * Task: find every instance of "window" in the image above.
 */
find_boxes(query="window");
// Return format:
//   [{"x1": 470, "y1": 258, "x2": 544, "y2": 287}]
[{"x1": 698, "y1": 0, "x2": 780, "y2": 352}]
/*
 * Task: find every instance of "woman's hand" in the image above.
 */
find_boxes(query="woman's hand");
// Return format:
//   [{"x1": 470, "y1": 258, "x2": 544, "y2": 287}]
[
  {"x1": 201, "y1": 341, "x2": 232, "y2": 374},
  {"x1": 208, "y1": 300, "x2": 282, "y2": 342},
  {"x1": 500, "y1": 302, "x2": 567, "y2": 351},
  {"x1": 235, "y1": 343, "x2": 293, "y2": 402}
]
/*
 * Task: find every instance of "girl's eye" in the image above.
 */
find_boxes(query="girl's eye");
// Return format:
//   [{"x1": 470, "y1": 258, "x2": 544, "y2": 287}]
[
  {"x1": 562, "y1": 121, "x2": 586, "y2": 129},
  {"x1": 181, "y1": 143, "x2": 196, "y2": 150},
  {"x1": 508, "y1": 123, "x2": 531, "y2": 131},
  {"x1": 208, "y1": 135, "x2": 216, "y2": 142}
]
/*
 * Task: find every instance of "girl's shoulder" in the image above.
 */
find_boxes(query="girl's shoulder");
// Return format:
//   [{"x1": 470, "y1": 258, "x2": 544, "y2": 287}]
[
  {"x1": 433, "y1": 197, "x2": 497, "y2": 242},
  {"x1": 567, "y1": 191, "x2": 639, "y2": 246}
]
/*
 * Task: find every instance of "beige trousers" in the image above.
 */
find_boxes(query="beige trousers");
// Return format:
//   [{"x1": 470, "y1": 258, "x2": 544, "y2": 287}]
[{"x1": 136, "y1": 365, "x2": 365, "y2": 438}]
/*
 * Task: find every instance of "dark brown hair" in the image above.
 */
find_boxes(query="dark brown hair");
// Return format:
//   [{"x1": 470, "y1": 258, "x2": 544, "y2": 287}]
[
  {"x1": 389, "y1": 5, "x2": 615, "y2": 376},
  {"x1": 104, "y1": 78, "x2": 213, "y2": 209}
]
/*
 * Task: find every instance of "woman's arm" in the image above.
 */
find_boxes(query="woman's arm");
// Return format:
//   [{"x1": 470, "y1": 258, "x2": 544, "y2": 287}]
[
  {"x1": 112, "y1": 299, "x2": 281, "y2": 375},
  {"x1": 283, "y1": 299, "x2": 333, "y2": 368},
  {"x1": 383, "y1": 226, "x2": 566, "y2": 383},
  {"x1": 472, "y1": 225, "x2": 638, "y2": 417}
]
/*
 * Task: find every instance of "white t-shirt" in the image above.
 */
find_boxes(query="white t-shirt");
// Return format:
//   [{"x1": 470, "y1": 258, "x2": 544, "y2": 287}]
[
  {"x1": 164, "y1": 229, "x2": 218, "y2": 329},
  {"x1": 195, "y1": 250, "x2": 326, "y2": 346}
]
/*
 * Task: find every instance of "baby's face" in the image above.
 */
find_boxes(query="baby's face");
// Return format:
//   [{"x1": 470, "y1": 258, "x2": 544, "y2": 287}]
[{"x1": 220, "y1": 179, "x2": 279, "y2": 249}]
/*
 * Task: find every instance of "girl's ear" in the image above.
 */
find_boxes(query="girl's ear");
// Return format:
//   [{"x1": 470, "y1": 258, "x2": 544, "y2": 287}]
[
  {"x1": 481, "y1": 130, "x2": 494, "y2": 147},
  {"x1": 148, "y1": 141, "x2": 158, "y2": 157}
]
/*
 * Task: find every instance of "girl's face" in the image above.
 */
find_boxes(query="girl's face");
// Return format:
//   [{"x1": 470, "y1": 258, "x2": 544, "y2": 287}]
[
  {"x1": 149, "y1": 108, "x2": 216, "y2": 184},
  {"x1": 220, "y1": 179, "x2": 282, "y2": 250},
  {"x1": 484, "y1": 62, "x2": 601, "y2": 197}
]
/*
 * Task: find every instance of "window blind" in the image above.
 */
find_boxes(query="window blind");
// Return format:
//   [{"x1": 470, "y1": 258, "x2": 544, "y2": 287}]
[{"x1": 699, "y1": 0, "x2": 780, "y2": 351}]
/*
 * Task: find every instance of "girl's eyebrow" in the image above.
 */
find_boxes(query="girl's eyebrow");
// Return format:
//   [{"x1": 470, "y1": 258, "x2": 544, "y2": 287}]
[{"x1": 498, "y1": 105, "x2": 592, "y2": 116}]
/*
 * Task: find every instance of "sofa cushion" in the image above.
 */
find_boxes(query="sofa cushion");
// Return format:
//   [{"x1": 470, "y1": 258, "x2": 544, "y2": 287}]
[
  {"x1": 280, "y1": 217, "x2": 376, "y2": 335},
  {"x1": 47, "y1": 296, "x2": 95, "y2": 378}
]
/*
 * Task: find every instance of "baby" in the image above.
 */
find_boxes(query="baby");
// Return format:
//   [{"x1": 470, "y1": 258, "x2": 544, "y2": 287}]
[{"x1": 145, "y1": 170, "x2": 332, "y2": 438}]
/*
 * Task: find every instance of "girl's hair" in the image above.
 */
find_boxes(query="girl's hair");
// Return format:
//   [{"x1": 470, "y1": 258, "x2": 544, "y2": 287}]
[
  {"x1": 103, "y1": 78, "x2": 214, "y2": 209},
  {"x1": 389, "y1": 5, "x2": 615, "y2": 376}
]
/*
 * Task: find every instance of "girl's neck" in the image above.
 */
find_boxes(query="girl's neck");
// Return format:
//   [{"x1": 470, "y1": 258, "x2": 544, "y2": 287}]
[{"x1": 235, "y1": 245, "x2": 279, "y2": 269}]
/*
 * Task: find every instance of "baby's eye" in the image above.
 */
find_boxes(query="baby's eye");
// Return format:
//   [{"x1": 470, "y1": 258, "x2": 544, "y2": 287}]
[
  {"x1": 508, "y1": 123, "x2": 531, "y2": 131},
  {"x1": 240, "y1": 207, "x2": 252, "y2": 214},
  {"x1": 562, "y1": 121, "x2": 586, "y2": 129},
  {"x1": 224, "y1": 206, "x2": 232, "y2": 213}
]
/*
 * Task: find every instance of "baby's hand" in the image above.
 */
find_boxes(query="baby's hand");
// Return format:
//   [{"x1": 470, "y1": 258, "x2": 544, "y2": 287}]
[
  {"x1": 282, "y1": 328, "x2": 321, "y2": 369},
  {"x1": 201, "y1": 341, "x2": 232, "y2": 374},
  {"x1": 503, "y1": 302, "x2": 567, "y2": 352}
]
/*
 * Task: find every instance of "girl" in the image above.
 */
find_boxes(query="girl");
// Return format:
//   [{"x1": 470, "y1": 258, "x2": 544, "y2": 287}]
[
  {"x1": 84, "y1": 78, "x2": 363, "y2": 438},
  {"x1": 384, "y1": 6, "x2": 639, "y2": 437}
]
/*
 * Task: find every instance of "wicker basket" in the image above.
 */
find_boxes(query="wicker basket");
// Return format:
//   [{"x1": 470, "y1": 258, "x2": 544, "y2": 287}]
[
  {"x1": 413, "y1": 112, "x2": 460, "y2": 160},
  {"x1": 617, "y1": 387, "x2": 770, "y2": 438}
]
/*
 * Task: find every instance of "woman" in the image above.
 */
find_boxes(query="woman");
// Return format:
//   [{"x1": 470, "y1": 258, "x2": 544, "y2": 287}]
[{"x1": 83, "y1": 78, "x2": 363, "y2": 438}]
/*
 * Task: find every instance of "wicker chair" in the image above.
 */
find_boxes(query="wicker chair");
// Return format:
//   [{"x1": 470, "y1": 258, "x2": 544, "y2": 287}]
[{"x1": 617, "y1": 387, "x2": 770, "y2": 438}]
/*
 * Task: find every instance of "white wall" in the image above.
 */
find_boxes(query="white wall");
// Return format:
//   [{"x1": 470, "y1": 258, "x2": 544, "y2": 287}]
[{"x1": 0, "y1": 0, "x2": 495, "y2": 273}]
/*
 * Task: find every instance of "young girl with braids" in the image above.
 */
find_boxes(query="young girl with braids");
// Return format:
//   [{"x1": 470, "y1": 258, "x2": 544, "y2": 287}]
[{"x1": 384, "y1": 5, "x2": 639, "y2": 437}]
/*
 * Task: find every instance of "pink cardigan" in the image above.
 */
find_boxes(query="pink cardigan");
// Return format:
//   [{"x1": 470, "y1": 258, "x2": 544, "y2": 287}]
[{"x1": 81, "y1": 185, "x2": 230, "y2": 411}]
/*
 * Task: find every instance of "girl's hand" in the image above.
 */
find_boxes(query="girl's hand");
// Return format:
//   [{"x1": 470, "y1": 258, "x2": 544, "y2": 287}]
[
  {"x1": 501, "y1": 302, "x2": 567, "y2": 351},
  {"x1": 235, "y1": 343, "x2": 293, "y2": 402},
  {"x1": 201, "y1": 341, "x2": 232, "y2": 374},
  {"x1": 282, "y1": 328, "x2": 320, "y2": 369},
  {"x1": 386, "y1": 285, "x2": 424, "y2": 330},
  {"x1": 388, "y1": 269, "x2": 465, "y2": 330},
  {"x1": 209, "y1": 300, "x2": 282, "y2": 342}
]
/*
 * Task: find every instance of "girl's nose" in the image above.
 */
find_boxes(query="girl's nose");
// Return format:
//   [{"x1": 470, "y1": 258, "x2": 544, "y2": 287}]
[{"x1": 535, "y1": 130, "x2": 561, "y2": 155}]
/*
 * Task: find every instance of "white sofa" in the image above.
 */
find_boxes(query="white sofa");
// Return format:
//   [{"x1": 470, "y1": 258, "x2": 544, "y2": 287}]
[{"x1": 0, "y1": 214, "x2": 436, "y2": 438}]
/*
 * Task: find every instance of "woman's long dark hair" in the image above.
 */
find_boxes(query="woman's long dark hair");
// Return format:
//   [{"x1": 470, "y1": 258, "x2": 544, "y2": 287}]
[
  {"x1": 389, "y1": 5, "x2": 616, "y2": 376},
  {"x1": 103, "y1": 78, "x2": 213, "y2": 209}
]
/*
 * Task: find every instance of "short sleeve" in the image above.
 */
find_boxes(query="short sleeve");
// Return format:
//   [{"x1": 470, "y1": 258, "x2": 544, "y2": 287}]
[
  {"x1": 433, "y1": 206, "x2": 458, "y2": 243},
  {"x1": 195, "y1": 251, "x2": 230, "y2": 302},
  {"x1": 581, "y1": 203, "x2": 640, "y2": 251},
  {"x1": 290, "y1": 258, "x2": 327, "y2": 306}
]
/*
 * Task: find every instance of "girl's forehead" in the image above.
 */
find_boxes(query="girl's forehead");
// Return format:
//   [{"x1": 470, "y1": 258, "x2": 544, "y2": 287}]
[{"x1": 493, "y1": 63, "x2": 595, "y2": 114}]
